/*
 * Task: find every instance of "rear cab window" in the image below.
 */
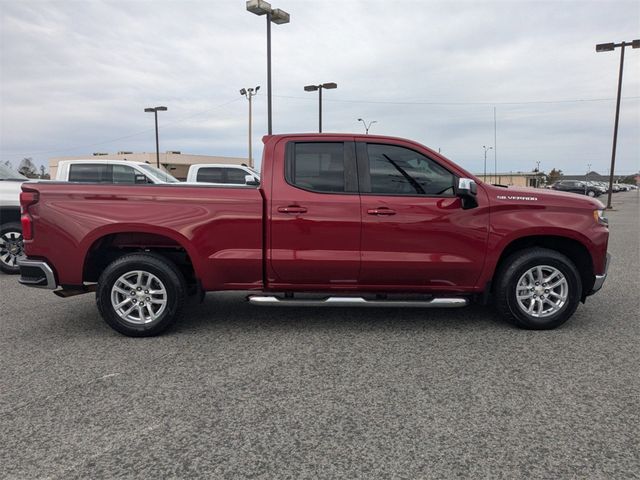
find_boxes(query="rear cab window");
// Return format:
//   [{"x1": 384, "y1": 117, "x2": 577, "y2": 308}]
[{"x1": 285, "y1": 142, "x2": 357, "y2": 193}]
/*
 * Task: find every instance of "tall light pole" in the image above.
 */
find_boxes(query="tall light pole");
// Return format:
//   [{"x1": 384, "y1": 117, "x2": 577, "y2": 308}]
[
  {"x1": 483, "y1": 145, "x2": 493, "y2": 183},
  {"x1": 535, "y1": 160, "x2": 541, "y2": 188},
  {"x1": 240, "y1": 86, "x2": 260, "y2": 168},
  {"x1": 246, "y1": 0, "x2": 290, "y2": 135},
  {"x1": 304, "y1": 83, "x2": 337, "y2": 133},
  {"x1": 595, "y1": 39, "x2": 639, "y2": 209},
  {"x1": 144, "y1": 106, "x2": 168, "y2": 168},
  {"x1": 358, "y1": 118, "x2": 377, "y2": 134}
]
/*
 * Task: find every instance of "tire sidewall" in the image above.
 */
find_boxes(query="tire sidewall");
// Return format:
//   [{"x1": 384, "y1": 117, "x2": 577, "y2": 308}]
[
  {"x1": 97, "y1": 255, "x2": 185, "y2": 337},
  {"x1": 503, "y1": 252, "x2": 582, "y2": 329}
]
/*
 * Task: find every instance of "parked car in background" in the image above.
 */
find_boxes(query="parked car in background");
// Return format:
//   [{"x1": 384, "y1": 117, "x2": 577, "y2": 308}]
[
  {"x1": 55, "y1": 160, "x2": 179, "y2": 184},
  {"x1": 0, "y1": 164, "x2": 27, "y2": 273},
  {"x1": 586, "y1": 181, "x2": 606, "y2": 195},
  {"x1": 552, "y1": 180, "x2": 602, "y2": 197},
  {"x1": 186, "y1": 164, "x2": 260, "y2": 186}
]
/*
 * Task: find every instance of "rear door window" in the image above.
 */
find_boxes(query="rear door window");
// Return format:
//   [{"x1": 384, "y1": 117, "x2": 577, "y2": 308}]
[
  {"x1": 196, "y1": 168, "x2": 225, "y2": 183},
  {"x1": 286, "y1": 142, "x2": 346, "y2": 193},
  {"x1": 68, "y1": 164, "x2": 111, "y2": 183}
]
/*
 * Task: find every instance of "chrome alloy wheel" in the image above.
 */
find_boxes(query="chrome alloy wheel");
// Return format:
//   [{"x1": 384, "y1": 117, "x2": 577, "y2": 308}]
[
  {"x1": 110, "y1": 270, "x2": 167, "y2": 324},
  {"x1": 0, "y1": 230, "x2": 23, "y2": 268},
  {"x1": 516, "y1": 265, "x2": 568, "y2": 318}
]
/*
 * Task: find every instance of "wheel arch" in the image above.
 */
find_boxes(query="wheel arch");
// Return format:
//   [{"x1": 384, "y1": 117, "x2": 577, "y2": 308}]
[
  {"x1": 82, "y1": 228, "x2": 201, "y2": 287},
  {"x1": 491, "y1": 235, "x2": 595, "y2": 298}
]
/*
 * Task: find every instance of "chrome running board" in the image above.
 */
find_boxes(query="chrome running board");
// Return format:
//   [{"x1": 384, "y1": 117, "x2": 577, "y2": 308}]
[{"x1": 247, "y1": 295, "x2": 468, "y2": 308}]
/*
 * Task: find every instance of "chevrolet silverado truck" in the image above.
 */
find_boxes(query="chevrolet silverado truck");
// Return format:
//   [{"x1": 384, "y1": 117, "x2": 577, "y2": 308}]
[{"x1": 17, "y1": 134, "x2": 610, "y2": 336}]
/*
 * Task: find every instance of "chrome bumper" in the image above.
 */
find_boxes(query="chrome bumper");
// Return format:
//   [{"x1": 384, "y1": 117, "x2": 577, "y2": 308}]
[
  {"x1": 17, "y1": 257, "x2": 57, "y2": 290},
  {"x1": 590, "y1": 253, "x2": 611, "y2": 294}
]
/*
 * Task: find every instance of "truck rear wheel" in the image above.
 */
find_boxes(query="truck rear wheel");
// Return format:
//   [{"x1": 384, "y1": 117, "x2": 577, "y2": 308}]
[
  {"x1": 0, "y1": 222, "x2": 23, "y2": 274},
  {"x1": 495, "y1": 247, "x2": 582, "y2": 329},
  {"x1": 96, "y1": 253, "x2": 186, "y2": 337}
]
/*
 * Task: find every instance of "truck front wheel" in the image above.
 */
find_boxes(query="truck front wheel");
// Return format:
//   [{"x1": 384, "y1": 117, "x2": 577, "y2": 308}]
[
  {"x1": 495, "y1": 248, "x2": 582, "y2": 329},
  {"x1": 96, "y1": 253, "x2": 186, "y2": 337}
]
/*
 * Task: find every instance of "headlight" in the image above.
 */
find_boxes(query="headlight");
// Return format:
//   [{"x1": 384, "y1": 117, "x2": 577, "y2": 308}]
[{"x1": 593, "y1": 209, "x2": 608, "y2": 226}]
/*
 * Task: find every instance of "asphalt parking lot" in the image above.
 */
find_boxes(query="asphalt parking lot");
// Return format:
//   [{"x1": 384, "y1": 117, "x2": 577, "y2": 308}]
[{"x1": 1, "y1": 192, "x2": 638, "y2": 479}]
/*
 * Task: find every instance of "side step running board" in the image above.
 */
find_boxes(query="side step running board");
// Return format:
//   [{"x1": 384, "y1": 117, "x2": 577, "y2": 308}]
[{"x1": 247, "y1": 295, "x2": 468, "y2": 308}]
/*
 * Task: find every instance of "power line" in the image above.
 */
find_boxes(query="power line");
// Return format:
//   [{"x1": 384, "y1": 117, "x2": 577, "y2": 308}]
[{"x1": 274, "y1": 95, "x2": 640, "y2": 106}]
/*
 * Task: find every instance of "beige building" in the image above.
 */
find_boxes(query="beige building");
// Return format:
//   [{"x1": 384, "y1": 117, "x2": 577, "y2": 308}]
[
  {"x1": 474, "y1": 172, "x2": 542, "y2": 188},
  {"x1": 49, "y1": 151, "x2": 250, "y2": 180}
]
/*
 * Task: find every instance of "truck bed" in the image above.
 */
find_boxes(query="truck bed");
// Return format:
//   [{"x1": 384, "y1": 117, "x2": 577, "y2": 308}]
[{"x1": 22, "y1": 182, "x2": 264, "y2": 290}]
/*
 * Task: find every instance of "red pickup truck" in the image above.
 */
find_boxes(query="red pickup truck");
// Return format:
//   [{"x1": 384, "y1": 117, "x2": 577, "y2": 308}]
[{"x1": 18, "y1": 134, "x2": 610, "y2": 336}]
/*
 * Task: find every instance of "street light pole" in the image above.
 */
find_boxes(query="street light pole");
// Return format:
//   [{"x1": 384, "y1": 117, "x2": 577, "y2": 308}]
[
  {"x1": 240, "y1": 87, "x2": 260, "y2": 168},
  {"x1": 246, "y1": 0, "x2": 290, "y2": 136},
  {"x1": 357, "y1": 118, "x2": 377, "y2": 134},
  {"x1": 304, "y1": 83, "x2": 337, "y2": 133},
  {"x1": 266, "y1": 12, "x2": 272, "y2": 135},
  {"x1": 483, "y1": 145, "x2": 493, "y2": 183},
  {"x1": 596, "y1": 39, "x2": 639, "y2": 209},
  {"x1": 535, "y1": 160, "x2": 541, "y2": 188},
  {"x1": 144, "y1": 106, "x2": 168, "y2": 168}
]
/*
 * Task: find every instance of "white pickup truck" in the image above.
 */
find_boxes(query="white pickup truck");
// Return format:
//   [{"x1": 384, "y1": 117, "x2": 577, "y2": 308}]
[
  {"x1": 186, "y1": 164, "x2": 260, "y2": 186},
  {"x1": 55, "y1": 160, "x2": 179, "y2": 184},
  {"x1": 0, "y1": 164, "x2": 27, "y2": 273}
]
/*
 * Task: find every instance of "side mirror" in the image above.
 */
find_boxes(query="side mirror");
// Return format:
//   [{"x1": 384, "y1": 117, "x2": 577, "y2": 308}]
[
  {"x1": 245, "y1": 175, "x2": 260, "y2": 186},
  {"x1": 457, "y1": 178, "x2": 478, "y2": 209},
  {"x1": 134, "y1": 174, "x2": 148, "y2": 184}
]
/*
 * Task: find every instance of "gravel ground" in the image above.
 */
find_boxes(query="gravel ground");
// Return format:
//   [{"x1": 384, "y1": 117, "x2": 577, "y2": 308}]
[{"x1": 1, "y1": 191, "x2": 638, "y2": 479}]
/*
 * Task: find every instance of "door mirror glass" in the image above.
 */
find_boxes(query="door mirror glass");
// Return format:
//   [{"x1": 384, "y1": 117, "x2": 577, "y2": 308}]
[
  {"x1": 245, "y1": 174, "x2": 260, "y2": 186},
  {"x1": 456, "y1": 178, "x2": 478, "y2": 209}
]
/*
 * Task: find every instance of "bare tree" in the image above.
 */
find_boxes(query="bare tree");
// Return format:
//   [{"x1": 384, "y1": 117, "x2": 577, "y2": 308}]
[
  {"x1": 18, "y1": 157, "x2": 38, "y2": 178},
  {"x1": 547, "y1": 168, "x2": 563, "y2": 184}
]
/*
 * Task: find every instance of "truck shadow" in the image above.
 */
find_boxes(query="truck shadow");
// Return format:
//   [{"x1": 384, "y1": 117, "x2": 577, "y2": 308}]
[{"x1": 174, "y1": 292, "x2": 506, "y2": 335}]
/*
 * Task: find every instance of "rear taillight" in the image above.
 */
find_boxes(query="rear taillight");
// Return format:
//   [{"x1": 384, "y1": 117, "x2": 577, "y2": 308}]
[
  {"x1": 20, "y1": 190, "x2": 39, "y2": 240},
  {"x1": 21, "y1": 214, "x2": 33, "y2": 240}
]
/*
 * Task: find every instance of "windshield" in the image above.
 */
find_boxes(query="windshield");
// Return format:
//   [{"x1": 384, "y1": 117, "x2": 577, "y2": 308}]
[
  {"x1": 0, "y1": 163, "x2": 27, "y2": 181},
  {"x1": 137, "y1": 164, "x2": 179, "y2": 183}
]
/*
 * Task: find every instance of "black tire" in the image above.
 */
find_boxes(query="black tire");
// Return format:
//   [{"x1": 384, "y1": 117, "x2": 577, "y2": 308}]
[
  {"x1": 494, "y1": 247, "x2": 582, "y2": 330},
  {"x1": 96, "y1": 253, "x2": 186, "y2": 337},
  {"x1": 0, "y1": 222, "x2": 23, "y2": 274}
]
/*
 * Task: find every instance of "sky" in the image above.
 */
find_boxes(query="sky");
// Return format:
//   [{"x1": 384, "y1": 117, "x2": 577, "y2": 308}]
[{"x1": 1, "y1": 0, "x2": 639, "y2": 176}]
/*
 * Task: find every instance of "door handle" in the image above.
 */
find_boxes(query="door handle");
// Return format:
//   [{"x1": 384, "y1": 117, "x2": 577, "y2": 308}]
[
  {"x1": 278, "y1": 205, "x2": 308, "y2": 214},
  {"x1": 367, "y1": 207, "x2": 396, "y2": 216}
]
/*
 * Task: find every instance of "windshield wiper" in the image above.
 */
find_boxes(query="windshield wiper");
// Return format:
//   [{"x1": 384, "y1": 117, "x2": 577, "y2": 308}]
[{"x1": 382, "y1": 154, "x2": 425, "y2": 194}]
